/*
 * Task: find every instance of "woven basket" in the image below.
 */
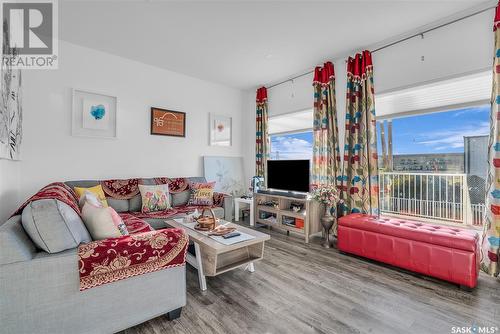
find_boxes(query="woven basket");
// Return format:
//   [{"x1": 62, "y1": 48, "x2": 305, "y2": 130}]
[{"x1": 195, "y1": 208, "x2": 217, "y2": 231}]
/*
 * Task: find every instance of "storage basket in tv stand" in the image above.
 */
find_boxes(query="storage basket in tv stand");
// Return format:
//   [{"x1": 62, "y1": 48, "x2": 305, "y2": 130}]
[{"x1": 253, "y1": 192, "x2": 322, "y2": 243}]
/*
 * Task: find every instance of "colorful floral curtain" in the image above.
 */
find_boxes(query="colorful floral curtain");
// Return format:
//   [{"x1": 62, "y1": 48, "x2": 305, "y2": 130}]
[
  {"x1": 340, "y1": 51, "x2": 379, "y2": 215},
  {"x1": 255, "y1": 87, "x2": 269, "y2": 178},
  {"x1": 481, "y1": 2, "x2": 500, "y2": 277},
  {"x1": 311, "y1": 62, "x2": 341, "y2": 188}
]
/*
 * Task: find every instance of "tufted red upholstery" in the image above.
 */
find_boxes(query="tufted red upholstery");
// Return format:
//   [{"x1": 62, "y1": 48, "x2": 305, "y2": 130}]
[{"x1": 338, "y1": 213, "x2": 479, "y2": 288}]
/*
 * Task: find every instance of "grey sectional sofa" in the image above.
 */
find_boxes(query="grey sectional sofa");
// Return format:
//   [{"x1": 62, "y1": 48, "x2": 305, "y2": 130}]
[{"x1": 0, "y1": 176, "x2": 233, "y2": 334}]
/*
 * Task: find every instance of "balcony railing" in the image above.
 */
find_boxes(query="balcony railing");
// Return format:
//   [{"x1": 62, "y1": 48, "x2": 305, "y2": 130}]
[{"x1": 379, "y1": 172, "x2": 485, "y2": 227}]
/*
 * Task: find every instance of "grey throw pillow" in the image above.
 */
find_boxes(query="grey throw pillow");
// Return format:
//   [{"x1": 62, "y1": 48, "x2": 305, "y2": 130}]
[
  {"x1": 128, "y1": 194, "x2": 142, "y2": 212},
  {"x1": 22, "y1": 199, "x2": 91, "y2": 253},
  {"x1": 172, "y1": 190, "x2": 191, "y2": 207}
]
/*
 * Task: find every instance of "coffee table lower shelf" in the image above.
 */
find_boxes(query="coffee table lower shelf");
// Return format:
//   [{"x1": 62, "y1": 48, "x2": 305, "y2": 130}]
[{"x1": 186, "y1": 242, "x2": 263, "y2": 291}]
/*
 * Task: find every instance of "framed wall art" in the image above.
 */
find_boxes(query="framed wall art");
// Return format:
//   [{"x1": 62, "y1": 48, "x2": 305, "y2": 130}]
[
  {"x1": 72, "y1": 89, "x2": 117, "y2": 138},
  {"x1": 209, "y1": 113, "x2": 232, "y2": 146},
  {"x1": 150, "y1": 107, "x2": 186, "y2": 137}
]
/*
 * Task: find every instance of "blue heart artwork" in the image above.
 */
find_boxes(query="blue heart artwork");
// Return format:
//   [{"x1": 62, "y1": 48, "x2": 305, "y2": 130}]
[{"x1": 90, "y1": 104, "x2": 106, "y2": 120}]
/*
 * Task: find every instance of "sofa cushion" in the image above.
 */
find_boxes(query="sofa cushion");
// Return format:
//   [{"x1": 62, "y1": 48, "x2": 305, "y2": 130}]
[
  {"x1": 74, "y1": 185, "x2": 109, "y2": 207},
  {"x1": 338, "y1": 213, "x2": 479, "y2": 252},
  {"x1": 21, "y1": 199, "x2": 91, "y2": 253},
  {"x1": 77, "y1": 191, "x2": 102, "y2": 208},
  {"x1": 65, "y1": 180, "x2": 99, "y2": 189},
  {"x1": 129, "y1": 194, "x2": 142, "y2": 212},
  {"x1": 0, "y1": 215, "x2": 37, "y2": 265},
  {"x1": 171, "y1": 190, "x2": 190, "y2": 207},
  {"x1": 82, "y1": 203, "x2": 129, "y2": 240},
  {"x1": 139, "y1": 184, "x2": 171, "y2": 213},
  {"x1": 107, "y1": 198, "x2": 129, "y2": 212},
  {"x1": 188, "y1": 181, "x2": 215, "y2": 206}
]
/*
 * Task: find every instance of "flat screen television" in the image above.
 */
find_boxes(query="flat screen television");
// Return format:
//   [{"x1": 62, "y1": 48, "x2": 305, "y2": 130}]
[{"x1": 267, "y1": 160, "x2": 310, "y2": 193}]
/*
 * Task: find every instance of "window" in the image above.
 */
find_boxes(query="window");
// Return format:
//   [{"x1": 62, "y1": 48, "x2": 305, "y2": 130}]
[
  {"x1": 377, "y1": 103, "x2": 489, "y2": 227},
  {"x1": 269, "y1": 109, "x2": 313, "y2": 160},
  {"x1": 377, "y1": 105, "x2": 490, "y2": 173},
  {"x1": 270, "y1": 131, "x2": 313, "y2": 160}
]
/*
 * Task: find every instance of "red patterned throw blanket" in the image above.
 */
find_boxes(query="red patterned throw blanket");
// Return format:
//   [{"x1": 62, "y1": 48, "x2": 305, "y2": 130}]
[
  {"x1": 101, "y1": 178, "x2": 140, "y2": 200},
  {"x1": 119, "y1": 213, "x2": 154, "y2": 234},
  {"x1": 78, "y1": 228, "x2": 188, "y2": 291},
  {"x1": 100, "y1": 177, "x2": 189, "y2": 200},
  {"x1": 154, "y1": 177, "x2": 189, "y2": 193},
  {"x1": 12, "y1": 182, "x2": 80, "y2": 217},
  {"x1": 131, "y1": 205, "x2": 201, "y2": 220}
]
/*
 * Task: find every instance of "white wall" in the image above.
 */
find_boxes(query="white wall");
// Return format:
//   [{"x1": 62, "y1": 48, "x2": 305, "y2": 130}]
[
  {"x1": 0, "y1": 160, "x2": 21, "y2": 222},
  {"x1": 242, "y1": 7, "x2": 495, "y2": 178},
  {"x1": 0, "y1": 41, "x2": 244, "y2": 219},
  {"x1": 373, "y1": 10, "x2": 493, "y2": 94}
]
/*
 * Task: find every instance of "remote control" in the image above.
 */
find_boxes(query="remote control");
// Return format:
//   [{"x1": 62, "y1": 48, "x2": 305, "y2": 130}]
[{"x1": 222, "y1": 232, "x2": 241, "y2": 239}]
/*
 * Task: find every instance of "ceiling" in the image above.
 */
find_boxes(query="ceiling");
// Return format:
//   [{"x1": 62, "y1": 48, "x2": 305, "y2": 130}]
[{"x1": 59, "y1": 0, "x2": 490, "y2": 89}]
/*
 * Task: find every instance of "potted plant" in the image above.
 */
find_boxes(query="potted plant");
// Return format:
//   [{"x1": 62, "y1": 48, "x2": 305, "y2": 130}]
[{"x1": 311, "y1": 185, "x2": 339, "y2": 248}]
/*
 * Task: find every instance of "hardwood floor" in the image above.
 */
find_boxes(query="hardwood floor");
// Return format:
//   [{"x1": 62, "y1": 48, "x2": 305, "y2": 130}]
[{"x1": 122, "y1": 221, "x2": 500, "y2": 334}]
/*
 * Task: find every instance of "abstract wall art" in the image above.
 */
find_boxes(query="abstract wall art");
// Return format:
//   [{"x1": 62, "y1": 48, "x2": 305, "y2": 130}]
[
  {"x1": 72, "y1": 89, "x2": 117, "y2": 138},
  {"x1": 0, "y1": 24, "x2": 22, "y2": 160},
  {"x1": 209, "y1": 113, "x2": 232, "y2": 146}
]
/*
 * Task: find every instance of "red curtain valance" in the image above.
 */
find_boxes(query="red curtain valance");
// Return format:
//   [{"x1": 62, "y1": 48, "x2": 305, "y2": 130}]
[
  {"x1": 256, "y1": 87, "x2": 267, "y2": 103},
  {"x1": 313, "y1": 61, "x2": 335, "y2": 85},
  {"x1": 494, "y1": 0, "x2": 500, "y2": 31},
  {"x1": 347, "y1": 50, "x2": 373, "y2": 78}
]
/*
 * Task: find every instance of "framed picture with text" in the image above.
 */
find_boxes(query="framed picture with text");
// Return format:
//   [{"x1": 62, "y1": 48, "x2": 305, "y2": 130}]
[{"x1": 150, "y1": 107, "x2": 186, "y2": 137}]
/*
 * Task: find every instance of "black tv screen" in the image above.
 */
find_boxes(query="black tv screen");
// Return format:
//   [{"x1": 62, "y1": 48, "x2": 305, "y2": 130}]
[{"x1": 267, "y1": 160, "x2": 310, "y2": 193}]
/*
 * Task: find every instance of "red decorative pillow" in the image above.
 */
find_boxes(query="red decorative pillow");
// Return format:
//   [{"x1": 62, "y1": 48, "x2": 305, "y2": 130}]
[{"x1": 188, "y1": 181, "x2": 215, "y2": 206}]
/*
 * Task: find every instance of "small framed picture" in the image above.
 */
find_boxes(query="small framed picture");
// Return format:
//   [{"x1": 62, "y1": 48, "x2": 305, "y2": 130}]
[
  {"x1": 150, "y1": 107, "x2": 186, "y2": 137},
  {"x1": 209, "y1": 113, "x2": 232, "y2": 146},
  {"x1": 72, "y1": 89, "x2": 117, "y2": 138}
]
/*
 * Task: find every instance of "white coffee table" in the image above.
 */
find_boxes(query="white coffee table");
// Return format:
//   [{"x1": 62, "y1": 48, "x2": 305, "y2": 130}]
[
  {"x1": 166, "y1": 219, "x2": 269, "y2": 291},
  {"x1": 234, "y1": 197, "x2": 254, "y2": 226}
]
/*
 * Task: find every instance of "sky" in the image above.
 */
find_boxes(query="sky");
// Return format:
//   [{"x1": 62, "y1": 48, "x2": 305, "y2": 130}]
[
  {"x1": 378, "y1": 105, "x2": 490, "y2": 155},
  {"x1": 270, "y1": 105, "x2": 490, "y2": 159},
  {"x1": 270, "y1": 131, "x2": 312, "y2": 160}
]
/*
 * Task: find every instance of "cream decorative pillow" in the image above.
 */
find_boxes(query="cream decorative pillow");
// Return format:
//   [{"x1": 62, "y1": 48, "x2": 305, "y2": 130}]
[
  {"x1": 81, "y1": 203, "x2": 129, "y2": 240},
  {"x1": 138, "y1": 184, "x2": 171, "y2": 213},
  {"x1": 78, "y1": 190, "x2": 102, "y2": 209}
]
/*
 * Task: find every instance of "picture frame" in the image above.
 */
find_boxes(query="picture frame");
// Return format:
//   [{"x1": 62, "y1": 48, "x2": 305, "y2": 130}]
[
  {"x1": 209, "y1": 113, "x2": 232, "y2": 146},
  {"x1": 72, "y1": 89, "x2": 118, "y2": 138},
  {"x1": 150, "y1": 107, "x2": 186, "y2": 137}
]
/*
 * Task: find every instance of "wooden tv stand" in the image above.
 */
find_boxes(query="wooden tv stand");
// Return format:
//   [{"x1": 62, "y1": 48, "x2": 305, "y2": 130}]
[{"x1": 253, "y1": 192, "x2": 323, "y2": 243}]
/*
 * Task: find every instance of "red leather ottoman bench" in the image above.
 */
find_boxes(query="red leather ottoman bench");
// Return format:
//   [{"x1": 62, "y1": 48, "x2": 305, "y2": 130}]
[{"x1": 337, "y1": 213, "x2": 480, "y2": 289}]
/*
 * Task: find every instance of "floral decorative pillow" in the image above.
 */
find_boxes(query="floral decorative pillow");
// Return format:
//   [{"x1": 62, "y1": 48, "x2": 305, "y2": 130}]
[
  {"x1": 188, "y1": 181, "x2": 215, "y2": 206},
  {"x1": 139, "y1": 184, "x2": 171, "y2": 213}
]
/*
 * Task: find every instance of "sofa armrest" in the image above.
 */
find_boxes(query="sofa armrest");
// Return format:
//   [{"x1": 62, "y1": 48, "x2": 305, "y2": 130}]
[
  {"x1": 213, "y1": 192, "x2": 233, "y2": 221},
  {"x1": 0, "y1": 246, "x2": 187, "y2": 334},
  {"x1": 79, "y1": 228, "x2": 188, "y2": 290}
]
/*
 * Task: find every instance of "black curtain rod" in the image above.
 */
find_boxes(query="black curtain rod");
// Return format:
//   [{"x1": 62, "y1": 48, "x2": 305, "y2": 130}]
[{"x1": 265, "y1": 5, "x2": 496, "y2": 90}]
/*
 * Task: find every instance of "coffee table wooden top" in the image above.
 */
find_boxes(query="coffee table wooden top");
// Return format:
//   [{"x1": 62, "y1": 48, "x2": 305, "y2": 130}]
[{"x1": 166, "y1": 219, "x2": 270, "y2": 254}]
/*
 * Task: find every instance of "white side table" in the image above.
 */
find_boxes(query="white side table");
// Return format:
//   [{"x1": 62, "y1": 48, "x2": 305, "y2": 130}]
[{"x1": 234, "y1": 197, "x2": 254, "y2": 227}]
